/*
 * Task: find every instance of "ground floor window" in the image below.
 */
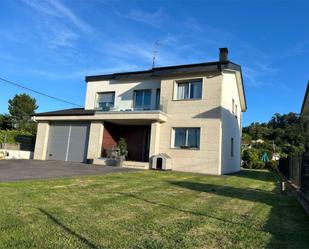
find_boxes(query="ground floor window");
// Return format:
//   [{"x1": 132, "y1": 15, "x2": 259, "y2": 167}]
[{"x1": 173, "y1": 128, "x2": 200, "y2": 149}]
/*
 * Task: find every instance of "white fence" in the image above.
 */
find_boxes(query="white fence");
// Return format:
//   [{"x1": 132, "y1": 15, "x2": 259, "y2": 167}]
[{"x1": 0, "y1": 149, "x2": 33, "y2": 160}]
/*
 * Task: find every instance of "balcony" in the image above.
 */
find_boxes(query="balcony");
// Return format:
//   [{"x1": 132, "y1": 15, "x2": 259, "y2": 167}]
[
  {"x1": 94, "y1": 100, "x2": 167, "y2": 124},
  {"x1": 95, "y1": 95, "x2": 168, "y2": 114},
  {"x1": 96, "y1": 106, "x2": 158, "y2": 112}
]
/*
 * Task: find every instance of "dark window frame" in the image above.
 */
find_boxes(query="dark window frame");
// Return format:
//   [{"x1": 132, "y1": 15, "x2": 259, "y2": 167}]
[
  {"x1": 155, "y1": 88, "x2": 161, "y2": 110},
  {"x1": 133, "y1": 89, "x2": 152, "y2": 110},
  {"x1": 96, "y1": 91, "x2": 115, "y2": 111}
]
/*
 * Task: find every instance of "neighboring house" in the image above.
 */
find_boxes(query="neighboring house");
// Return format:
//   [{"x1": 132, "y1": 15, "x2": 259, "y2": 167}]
[
  {"x1": 301, "y1": 81, "x2": 309, "y2": 117},
  {"x1": 251, "y1": 139, "x2": 265, "y2": 144},
  {"x1": 33, "y1": 48, "x2": 247, "y2": 175}
]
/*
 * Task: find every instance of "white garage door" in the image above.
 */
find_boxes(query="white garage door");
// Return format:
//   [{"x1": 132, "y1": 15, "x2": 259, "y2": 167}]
[{"x1": 46, "y1": 122, "x2": 90, "y2": 162}]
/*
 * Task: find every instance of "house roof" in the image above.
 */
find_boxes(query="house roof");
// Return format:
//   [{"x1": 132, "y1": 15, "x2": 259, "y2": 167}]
[
  {"x1": 34, "y1": 108, "x2": 95, "y2": 117},
  {"x1": 301, "y1": 81, "x2": 309, "y2": 115},
  {"x1": 85, "y1": 61, "x2": 240, "y2": 81}
]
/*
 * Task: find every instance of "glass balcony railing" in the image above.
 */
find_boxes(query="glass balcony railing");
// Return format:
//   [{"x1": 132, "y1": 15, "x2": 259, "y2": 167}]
[
  {"x1": 96, "y1": 106, "x2": 161, "y2": 112},
  {"x1": 95, "y1": 97, "x2": 168, "y2": 113}
]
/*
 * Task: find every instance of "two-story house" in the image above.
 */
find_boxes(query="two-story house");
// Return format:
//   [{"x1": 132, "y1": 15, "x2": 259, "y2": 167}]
[{"x1": 33, "y1": 48, "x2": 247, "y2": 175}]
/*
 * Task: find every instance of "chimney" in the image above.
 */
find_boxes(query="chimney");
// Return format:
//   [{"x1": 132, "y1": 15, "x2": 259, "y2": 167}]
[{"x1": 219, "y1": 47, "x2": 228, "y2": 62}]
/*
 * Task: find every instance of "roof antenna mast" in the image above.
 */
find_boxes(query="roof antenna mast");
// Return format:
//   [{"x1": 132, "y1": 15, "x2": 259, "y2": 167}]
[{"x1": 152, "y1": 40, "x2": 160, "y2": 69}]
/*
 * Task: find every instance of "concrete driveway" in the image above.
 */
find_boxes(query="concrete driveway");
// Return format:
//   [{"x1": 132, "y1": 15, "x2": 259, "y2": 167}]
[{"x1": 0, "y1": 160, "x2": 138, "y2": 182}]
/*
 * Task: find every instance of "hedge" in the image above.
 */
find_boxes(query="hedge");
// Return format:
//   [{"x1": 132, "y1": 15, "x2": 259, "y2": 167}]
[{"x1": 0, "y1": 130, "x2": 35, "y2": 144}]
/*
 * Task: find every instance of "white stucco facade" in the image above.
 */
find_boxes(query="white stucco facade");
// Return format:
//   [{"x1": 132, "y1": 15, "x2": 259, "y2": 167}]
[
  {"x1": 220, "y1": 72, "x2": 242, "y2": 174},
  {"x1": 85, "y1": 79, "x2": 161, "y2": 111}
]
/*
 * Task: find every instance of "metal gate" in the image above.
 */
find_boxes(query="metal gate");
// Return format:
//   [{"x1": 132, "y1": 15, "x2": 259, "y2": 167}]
[{"x1": 46, "y1": 122, "x2": 90, "y2": 162}]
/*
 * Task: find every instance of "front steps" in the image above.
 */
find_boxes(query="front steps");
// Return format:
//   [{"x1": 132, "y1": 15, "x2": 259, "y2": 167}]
[{"x1": 93, "y1": 158, "x2": 148, "y2": 169}]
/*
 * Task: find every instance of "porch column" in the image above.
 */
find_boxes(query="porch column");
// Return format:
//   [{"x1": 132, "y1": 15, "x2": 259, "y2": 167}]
[
  {"x1": 149, "y1": 121, "x2": 161, "y2": 157},
  {"x1": 87, "y1": 121, "x2": 104, "y2": 160},
  {"x1": 33, "y1": 121, "x2": 50, "y2": 160}
]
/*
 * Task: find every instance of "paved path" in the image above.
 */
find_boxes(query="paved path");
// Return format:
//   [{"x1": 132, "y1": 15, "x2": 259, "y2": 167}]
[{"x1": 0, "y1": 160, "x2": 137, "y2": 182}]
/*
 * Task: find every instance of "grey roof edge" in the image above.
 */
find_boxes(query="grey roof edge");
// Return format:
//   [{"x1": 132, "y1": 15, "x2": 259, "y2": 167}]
[
  {"x1": 85, "y1": 61, "x2": 241, "y2": 81},
  {"x1": 301, "y1": 81, "x2": 309, "y2": 114},
  {"x1": 232, "y1": 63, "x2": 247, "y2": 111},
  {"x1": 33, "y1": 108, "x2": 95, "y2": 117}
]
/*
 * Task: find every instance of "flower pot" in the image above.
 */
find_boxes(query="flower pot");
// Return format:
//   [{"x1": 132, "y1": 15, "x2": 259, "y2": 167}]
[{"x1": 115, "y1": 157, "x2": 124, "y2": 167}]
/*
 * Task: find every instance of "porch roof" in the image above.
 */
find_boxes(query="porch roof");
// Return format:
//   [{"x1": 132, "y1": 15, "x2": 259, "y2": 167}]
[{"x1": 32, "y1": 109, "x2": 167, "y2": 123}]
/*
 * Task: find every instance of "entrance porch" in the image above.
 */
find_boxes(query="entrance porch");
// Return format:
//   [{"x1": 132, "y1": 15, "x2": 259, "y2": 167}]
[
  {"x1": 102, "y1": 122, "x2": 151, "y2": 162},
  {"x1": 88, "y1": 119, "x2": 162, "y2": 168}
]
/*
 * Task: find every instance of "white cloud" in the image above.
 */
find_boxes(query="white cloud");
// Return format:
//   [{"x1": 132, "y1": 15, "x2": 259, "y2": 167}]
[
  {"x1": 242, "y1": 64, "x2": 278, "y2": 88},
  {"x1": 26, "y1": 62, "x2": 141, "y2": 80},
  {"x1": 182, "y1": 17, "x2": 202, "y2": 31},
  {"x1": 279, "y1": 41, "x2": 309, "y2": 58},
  {"x1": 21, "y1": 0, "x2": 60, "y2": 17},
  {"x1": 39, "y1": 21, "x2": 79, "y2": 48},
  {"x1": 46, "y1": 0, "x2": 92, "y2": 32},
  {"x1": 22, "y1": 0, "x2": 92, "y2": 32},
  {"x1": 118, "y1": 8, "x2": 166, "y2": 27}
]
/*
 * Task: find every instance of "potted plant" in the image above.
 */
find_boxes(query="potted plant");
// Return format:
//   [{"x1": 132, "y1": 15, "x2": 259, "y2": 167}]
[{"x1": 115, "y1": 138, "x2": 128, "y2": 166}]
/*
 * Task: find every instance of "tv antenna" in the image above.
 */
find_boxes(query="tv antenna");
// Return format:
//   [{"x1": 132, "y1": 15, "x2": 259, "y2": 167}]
[{"x1": 152, "y1": 40, "x2": 160, "y2": 68}]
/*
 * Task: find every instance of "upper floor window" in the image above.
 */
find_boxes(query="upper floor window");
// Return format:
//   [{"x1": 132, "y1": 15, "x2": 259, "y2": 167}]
[
  {"x1": 232, "y1": 99, "x2": 235, "y2": 114},
  {"x1": 96, "y1": 92, "x2": 115, "y2": 111},
  {"x1": 177, "y1": 79, "x2": 202, "y2": 100},
  {"x1": 173, "y1": 128, "x2": 200, "y2": 149},
  {"x1": 134, "y1": 89, "x2": 151, "y2": 110}
]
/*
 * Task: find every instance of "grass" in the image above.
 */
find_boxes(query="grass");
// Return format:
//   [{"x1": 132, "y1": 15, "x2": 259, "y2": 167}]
[{"x1": 0, "y1": 169, "x2": 308, "y2": 249}]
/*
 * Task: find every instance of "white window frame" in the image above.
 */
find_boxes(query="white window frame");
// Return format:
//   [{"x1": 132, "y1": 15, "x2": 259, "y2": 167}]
[
  {"x1": 171, "y1": 127, "x2": 200, "y2": 149},
  {"x1": 176, "y1": 79, "x2": 202, "y2": 100}
]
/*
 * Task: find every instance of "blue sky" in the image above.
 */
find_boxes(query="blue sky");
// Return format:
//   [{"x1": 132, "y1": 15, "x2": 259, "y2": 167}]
[{"x1": 0, "y1": 0, "x2": 308, "y2": 126}]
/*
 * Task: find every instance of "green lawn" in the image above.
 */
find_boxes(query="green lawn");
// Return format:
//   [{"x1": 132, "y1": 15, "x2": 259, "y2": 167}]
[{"x1": 0, "y1": 169, "x2": 308, "y2": 249}]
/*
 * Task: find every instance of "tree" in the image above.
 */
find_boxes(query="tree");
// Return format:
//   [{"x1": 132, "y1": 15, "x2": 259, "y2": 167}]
[
  {"x1": 0, "y1": 114, "x2": 14, "y2": 130},
  {"x1": 242, "y1": 112, "x2": 309, "y2": 159},
  {"x1": 8, "y1": 94, "x2": 38, "y2": 132}
]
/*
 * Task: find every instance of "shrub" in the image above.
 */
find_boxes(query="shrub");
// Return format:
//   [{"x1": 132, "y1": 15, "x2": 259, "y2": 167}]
[
  {"x1": 0, "y1": 130, "x2": 35, "y2": 144},
  {"x1": 117, "y1": 138, "x2": 128, "y2": 158},
  {"x1": 242, "y1": 148, "x2": 267, "y2": 169},
  {"x1": 265, "y1": 160, "x2": 278, "y2": 170},
  {"x1": 249, "y1": 161, "x2": 265, "y2": 169}
]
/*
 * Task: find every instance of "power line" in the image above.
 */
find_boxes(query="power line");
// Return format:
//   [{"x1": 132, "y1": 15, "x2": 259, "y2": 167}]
[{"x1": 0, "y1": 77, "x2": 83, "y2": 107}]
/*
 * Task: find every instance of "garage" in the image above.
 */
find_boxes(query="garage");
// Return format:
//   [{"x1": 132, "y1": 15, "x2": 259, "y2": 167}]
[{"x1": 46, "y1": 122, "x2": 90, "y2": 163}]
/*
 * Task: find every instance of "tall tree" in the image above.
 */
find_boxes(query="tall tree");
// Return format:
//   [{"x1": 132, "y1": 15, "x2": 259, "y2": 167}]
[{"x1": 8, "y1": 94, "x2": 38, "y2": 131}]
